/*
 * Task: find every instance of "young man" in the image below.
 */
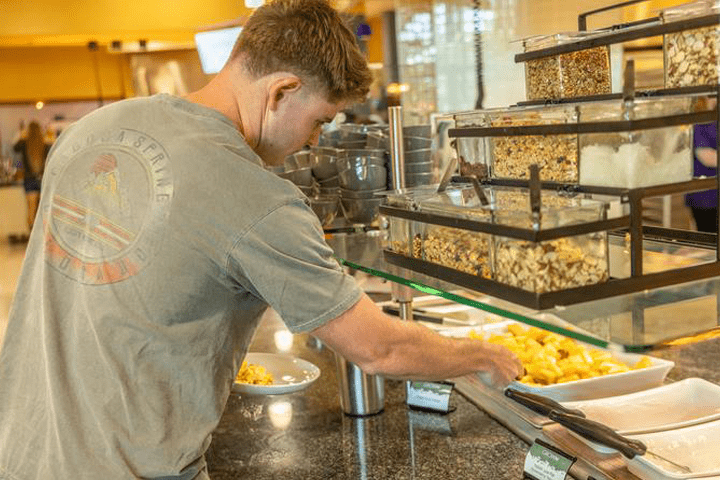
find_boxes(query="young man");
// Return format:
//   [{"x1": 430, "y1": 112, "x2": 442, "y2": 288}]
[{"x1": 0, "y1": 1, "x2": 522, "y2": 479}]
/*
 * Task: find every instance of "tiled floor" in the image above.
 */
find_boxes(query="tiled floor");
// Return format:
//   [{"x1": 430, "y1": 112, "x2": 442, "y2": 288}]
[{"x1": 0, "y1": 240, "x2": 27, "y2": 350}]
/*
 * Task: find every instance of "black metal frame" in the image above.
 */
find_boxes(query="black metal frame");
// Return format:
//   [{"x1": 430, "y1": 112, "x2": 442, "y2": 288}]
[
  {"x1": 385, "y1": 10, "x2": 720, "y2": 311},
  {"x1": 447, "y1": 109, "x2": 717, "y2": 138},
  {"x1": 447, "y1": 92, "x2": 720, "y2": 270},
  {"x1": 380, "y1": 204, "x2": 629, "y2": 242},
  {"x1": 517, "y1": 85, "x2": 719, "y2": 108},
  {"x1": 515, "y1": 13, "x2": 720, "y2": 63},
  {"x1": 379, "y1": 173, "x2": 720, "y2": 310},
  {"x1": 578, "y1": 0, "x2": 654, "y2": 32},
  {"x1": 382, "y1": 250, "x2": 720, "y2": 311}
]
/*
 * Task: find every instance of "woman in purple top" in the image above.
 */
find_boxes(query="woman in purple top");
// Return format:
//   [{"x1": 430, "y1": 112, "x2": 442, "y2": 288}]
[{"x1": 686, "y1": 116, "x2": 718, "y2": 233}]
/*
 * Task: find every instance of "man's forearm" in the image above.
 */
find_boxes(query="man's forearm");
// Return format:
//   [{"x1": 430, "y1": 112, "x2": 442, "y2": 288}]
[
  {"x1": 312, "y1": 294, "x2": 522, "y2": 384},
  {"x1": 357, "y1": 316, "x2": 508, "y2": 381}
]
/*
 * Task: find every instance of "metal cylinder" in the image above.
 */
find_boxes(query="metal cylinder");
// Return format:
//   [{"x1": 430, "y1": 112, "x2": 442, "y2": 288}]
[
  {"x1": 334, "y1": 353, "x2": 385, "y2": 416},
  {"x1": 391, "y1": 283, "x2": 414, "y2": 321},
  {"x1": 388, "y1": 106, "x2": 406, "y2": 191}
]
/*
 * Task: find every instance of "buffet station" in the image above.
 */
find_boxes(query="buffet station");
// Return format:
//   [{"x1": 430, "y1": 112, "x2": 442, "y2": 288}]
[
  {"x1": 220, "y1": 1, "x2": 720, "y2": 478},
  {"x1": 325, "y1": 1, "x2": 720, "y2": 478}
]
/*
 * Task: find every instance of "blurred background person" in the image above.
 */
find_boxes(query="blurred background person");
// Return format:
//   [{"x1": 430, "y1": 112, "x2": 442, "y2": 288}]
[
  {"x1": 685, "y1": 98, "x2": 718, "y2": 233},
  {"x1": 13, "y1": 121, "x2": 51, "y2": 234}
]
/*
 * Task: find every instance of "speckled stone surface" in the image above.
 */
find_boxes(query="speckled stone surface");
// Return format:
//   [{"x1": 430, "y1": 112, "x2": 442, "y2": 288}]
[
  {"x1": 652, "y1": 336, "x2": 720, "y2": 384},
  {"x1": 205, "y1": 311, "x2": 528, "y2": 479}
]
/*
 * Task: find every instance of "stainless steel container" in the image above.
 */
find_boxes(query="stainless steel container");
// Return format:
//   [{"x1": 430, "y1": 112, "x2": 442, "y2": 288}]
[{"x1": 334, "y1": 353, "x2": 384, "y2": 416}]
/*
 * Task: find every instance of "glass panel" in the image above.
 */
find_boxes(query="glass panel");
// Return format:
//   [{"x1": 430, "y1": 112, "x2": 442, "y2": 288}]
[{"x1": 328, "y1": 231, "x2": 720, "y2": 351}]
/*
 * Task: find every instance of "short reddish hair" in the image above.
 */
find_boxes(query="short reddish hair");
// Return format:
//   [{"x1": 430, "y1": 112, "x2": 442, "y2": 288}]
[{"x1": 230, "y1": 0, "x2": 372, "y2": 103}]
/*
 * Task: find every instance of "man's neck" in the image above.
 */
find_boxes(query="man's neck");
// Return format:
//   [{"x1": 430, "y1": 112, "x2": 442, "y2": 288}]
[{"x1": 183, "y1": 66, "x2": 265, "y2": 149}]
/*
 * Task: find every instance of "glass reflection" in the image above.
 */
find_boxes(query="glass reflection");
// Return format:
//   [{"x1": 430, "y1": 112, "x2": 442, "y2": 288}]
[
  {"x1": 268, "y1": 400, "x2": 293, "y2": 430},
  {"x1": 274, "y1": 329, "x2": 294, "y2": 351}
]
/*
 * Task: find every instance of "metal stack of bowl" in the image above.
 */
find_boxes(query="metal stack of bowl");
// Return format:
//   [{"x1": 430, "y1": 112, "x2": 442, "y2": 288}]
[
  {"x1": 310, "y1": 146, "x2": 341, "y2": 196},
  {"x1": 366, "y1": 124, "x2": 435, "y2": 188},
  {"x1": 337, "y1": 126, "x2": 368, "y2": 150},
  {"x1": 308, "y1": 194, "x2": 340, "y2": 227},
  {"x1": 308, "y1": 146, "x2": 341, "y2": 227},
  {"x1": 278, "y1": 150, "x2": 314, "y2": 197},
  {"x1": 268, "y1": 150, "x2": 342, "y2": 228},
  {"x1": 336, "y1": 148, "x2": 386, "y2": 224}
]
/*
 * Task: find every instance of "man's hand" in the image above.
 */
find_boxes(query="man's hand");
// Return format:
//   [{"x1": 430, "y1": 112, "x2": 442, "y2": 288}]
[{"x1": 475, "y1": 341, "x2": 524, "y2": 389}]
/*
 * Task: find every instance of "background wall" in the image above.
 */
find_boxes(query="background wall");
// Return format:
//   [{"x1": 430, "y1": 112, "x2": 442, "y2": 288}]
[
  {"x1": 0, "y1": 0, "x2": 255, "y2": 45},
  {"x1": 481, "y1": 0, "x2": 627, "y2": 109},
  {"x1": 0, "y1": 46, "x2": 133, "y2": 103},
  {"x1": 0, "y1": 100, "x2": 111, "y2": 157}
]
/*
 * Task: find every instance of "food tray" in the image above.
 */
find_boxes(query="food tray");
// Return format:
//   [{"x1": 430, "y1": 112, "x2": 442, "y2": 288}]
[
  {"x1": 563, "y1": 378, "x2": 720, "y2": 435},
  {"x1": 439, "y1": 321, "x2": 674, "y2": 402},
  {"x1": 627, "y1": 420, "x2": 720, "y2": 479}
]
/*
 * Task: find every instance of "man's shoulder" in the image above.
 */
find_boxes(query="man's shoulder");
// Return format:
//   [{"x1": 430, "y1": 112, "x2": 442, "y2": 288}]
[{"x1": 62, "y1": 95, "x2": 242, "y2": 151}]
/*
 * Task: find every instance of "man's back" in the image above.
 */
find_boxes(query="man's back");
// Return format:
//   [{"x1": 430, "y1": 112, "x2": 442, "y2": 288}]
[{"x1": 0, "y1": 94, "x2": 290, "y2": 479}]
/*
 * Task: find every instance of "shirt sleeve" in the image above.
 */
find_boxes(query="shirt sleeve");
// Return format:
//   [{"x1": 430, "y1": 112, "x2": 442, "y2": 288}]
[
  {"x1": 226, "y1": 198, "x2": 363, "y2": 333},
  {"x1": 695, "y1": 123, "x2": 718, "y2": 150}
]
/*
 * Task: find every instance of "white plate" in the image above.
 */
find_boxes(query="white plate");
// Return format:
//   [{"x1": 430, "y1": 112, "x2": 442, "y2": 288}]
[
  {"x1": 232, "y1": 352, "x2": 320, "y2": 395},
  {"x1": 627, "y1": 420, "x2": 720, "y2": 479},
  {"x1": 440, "y1": 321, "x2": 674, "y2": 402},
  {"x1": 564, "y1": 378, "x2": 720, "y2": 435}
]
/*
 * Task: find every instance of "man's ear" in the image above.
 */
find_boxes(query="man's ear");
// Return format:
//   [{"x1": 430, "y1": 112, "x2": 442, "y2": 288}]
[{"x1": 268, "y1": 75, "x2": 302, "y2": 111}]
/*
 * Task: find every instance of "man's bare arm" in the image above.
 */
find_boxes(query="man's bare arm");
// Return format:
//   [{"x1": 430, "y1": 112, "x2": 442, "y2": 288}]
[{"x1": 311, "y1": 294, "x2": 523, "y2": 386}]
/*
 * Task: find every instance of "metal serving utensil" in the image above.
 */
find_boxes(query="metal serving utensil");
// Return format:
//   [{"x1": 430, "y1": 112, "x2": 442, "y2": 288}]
[
  {"x1": 548, "y1": 411, "x2": 692, "y2": 475},
  {"x1": 505, "y1": 388, "x2": 586, "y2": 418},
  {"x1": 437, "y1": 156, "x2": 458, "y2": 193}
]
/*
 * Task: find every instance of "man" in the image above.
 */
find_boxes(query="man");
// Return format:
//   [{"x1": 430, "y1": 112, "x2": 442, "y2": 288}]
[{"x1": 0, "y1": 1, "x2": 522, "y2": 479}]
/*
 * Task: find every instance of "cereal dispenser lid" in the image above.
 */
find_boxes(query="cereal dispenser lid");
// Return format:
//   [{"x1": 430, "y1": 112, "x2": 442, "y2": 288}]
[
  {"x1": 662, "y1": 0, "x2": 720, "y2": 22},
  {"x1": 521, "y1": 31, "x2": 597, "y2": 53}
]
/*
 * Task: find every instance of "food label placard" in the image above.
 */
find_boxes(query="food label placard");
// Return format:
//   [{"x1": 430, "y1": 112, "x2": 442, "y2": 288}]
[
  {"x1": 523, "y1": 440, "x2": 575, "y2": 480},
  {"x1": 406, "y1": 381, "x2": 453, "y2": 412}
]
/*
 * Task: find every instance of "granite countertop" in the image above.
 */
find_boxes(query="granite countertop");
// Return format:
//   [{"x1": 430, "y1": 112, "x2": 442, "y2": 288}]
[
  {"x1": 206, "y1": 310, "x2": 528, "y2": 480},
  {"x1": 653, "y1": 335, "x2": 720, "y2": 384},
  {"x1": 205, "y1": 309, "x2": 720, "y2": 480}
]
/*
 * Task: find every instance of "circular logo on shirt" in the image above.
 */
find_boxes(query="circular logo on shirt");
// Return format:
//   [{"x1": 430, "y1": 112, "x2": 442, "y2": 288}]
[{"x1": 42, "y1": 128, "x2": 173, "y2": 285}]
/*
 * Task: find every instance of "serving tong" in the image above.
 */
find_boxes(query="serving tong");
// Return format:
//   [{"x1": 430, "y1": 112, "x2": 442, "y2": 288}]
[{"x1": 505, "y1": 388, "x2": 692, "y2": 475}]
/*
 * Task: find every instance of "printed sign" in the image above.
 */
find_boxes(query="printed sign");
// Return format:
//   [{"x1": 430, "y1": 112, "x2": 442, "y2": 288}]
[
  {"x1": 406, "y1": 381, "x2": 453, "y2": 413},
  {"x1": 524, "y1": 440, "x2": 575, "y2": 480}
]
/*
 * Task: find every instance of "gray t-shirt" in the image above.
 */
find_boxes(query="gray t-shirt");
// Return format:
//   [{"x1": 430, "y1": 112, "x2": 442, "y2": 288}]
[{"x1": 0, "y1": 94, "x2": 362, "y2": 480}]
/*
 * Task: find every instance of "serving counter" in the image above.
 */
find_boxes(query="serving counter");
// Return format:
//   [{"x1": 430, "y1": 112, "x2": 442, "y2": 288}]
[
  {"x1": 206, "y1": 310, "x2": 529, "y2": 479},
  {"x1": 203, "y1": 229, "x2": 720, "y2": 479},
  {"x1": 205, "y1": 280, "x2": 720, "y2": 480},
  {"x1": 328, "y1": 232, "x2": 720, "y2": 351}
]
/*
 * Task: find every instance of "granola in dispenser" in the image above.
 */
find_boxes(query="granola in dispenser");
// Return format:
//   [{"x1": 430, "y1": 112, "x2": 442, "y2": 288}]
[
  {"x1": 422, "y1": 227, "x2": 492, "y2": 279},
  {"x1": 490, "y1": 113, "x2": 578, "y2": 183},
  {"x1": 665, "y1": 26, "x2": 720, "y2": 88},
  {"x1": 495, "y1": 237, "x2": 609, "y2": 293},
  {"x1": 526, "y1": 47, "x2": 611, "y2": 101}
]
